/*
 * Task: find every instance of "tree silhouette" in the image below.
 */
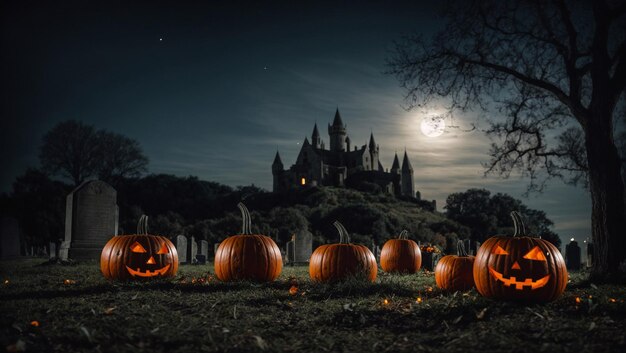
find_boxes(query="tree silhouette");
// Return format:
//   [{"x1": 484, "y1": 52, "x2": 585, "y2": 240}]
[
  {"x1": 39, "y1": 120, "x2": 148, "y2": 186},
  {"x1": 389, "y1": 0, "x2": 625, "y2": 281}
]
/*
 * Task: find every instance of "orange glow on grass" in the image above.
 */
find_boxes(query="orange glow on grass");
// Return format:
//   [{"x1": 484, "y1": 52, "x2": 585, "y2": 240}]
[
  {"x1": 30, "y1": 321, "x2": 40, "y2": 327},
  {"x1": 416, "y1": 297, "x2": 423, "y2": 304},
  {"x1": 575, "y1": 297, "x2": 582, "y2": 304},
  {"x1": 289, "y1": 285, "x2": 298, "y2": 295}
]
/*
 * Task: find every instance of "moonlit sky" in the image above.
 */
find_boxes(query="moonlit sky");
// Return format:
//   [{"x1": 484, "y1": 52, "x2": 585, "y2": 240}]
[{"x1": 1, "y1": 0, "x2": 592, "y2": 247}]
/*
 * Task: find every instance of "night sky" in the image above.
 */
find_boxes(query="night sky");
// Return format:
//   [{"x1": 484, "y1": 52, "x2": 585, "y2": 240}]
[{"x1": 1, "y1": 0, "x2": 591, "y2": 247}]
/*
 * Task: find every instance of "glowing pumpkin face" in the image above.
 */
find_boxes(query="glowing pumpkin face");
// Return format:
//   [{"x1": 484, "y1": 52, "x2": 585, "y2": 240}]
[
  {"x1": 473, "y1": 212, "x2": 567, "y2": 302},
  {"x1": 101, "y1": 215, "x2": 179, "y2": 281}
]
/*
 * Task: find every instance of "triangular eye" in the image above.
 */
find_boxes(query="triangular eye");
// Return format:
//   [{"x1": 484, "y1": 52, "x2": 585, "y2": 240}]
[
  {"x1": 156, "y1": 243, "x2": 169, "y2": 254},
  {"x1": 523, "y1": 246, "x2": 547, "y2": 261},
  {"x1": 130, "y1": 242, "x2": 147, "y2": 253},
  {"x1": 493, "y1": 245, "x2": 509, "y2": 255}
]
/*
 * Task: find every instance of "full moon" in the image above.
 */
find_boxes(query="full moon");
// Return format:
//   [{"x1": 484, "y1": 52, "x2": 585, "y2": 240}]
[{"x1": 420, "y1": 116, "x2": 446, "y2": 137}]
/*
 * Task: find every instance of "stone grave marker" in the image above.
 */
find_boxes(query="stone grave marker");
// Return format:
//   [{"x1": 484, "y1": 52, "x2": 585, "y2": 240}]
[
  {"x1": 49, "y1": 242, "x2": 57, "y2": 259},
  {"x1": 293, "y1": 230, "x2": 313, "y2": 264},
  {"x1": 286, "y1": 237, "x2": 295, "y2": 265},
  {"x1": 189, "y1": 236, "x2": 198, "y2": 264},
  {"x1": 176, "y1": 235, "x2": 188, "y2": 264},
  {"x1": 0, "y1": 216, "x2": 21, "y2": 258},
  {"x1": 565, "y1": 239, "x2": 581, "y2": 270},
  {"x1": 59, "y1": 180, "x2": 118, "y2": 260},
  {"x1": 200, "y1": 240, "x2": 208, "y2": 259}
]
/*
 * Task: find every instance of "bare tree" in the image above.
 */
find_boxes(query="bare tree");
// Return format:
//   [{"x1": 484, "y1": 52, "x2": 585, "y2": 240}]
[
  {"x1": 39, "y1": 120, "x2": 149, "y2": 186},
  {"x1": 96, "y1": 131, "x2": 148, "y2": 184},
  {"x1": 388, "y1": 0, "x2": 626, "y2": 281},
  {"x1": 39, "y1": 120, "x2": 100, "y2": 186}
]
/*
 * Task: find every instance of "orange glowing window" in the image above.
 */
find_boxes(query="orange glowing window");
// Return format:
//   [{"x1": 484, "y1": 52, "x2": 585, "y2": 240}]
[
  {"x1": 301, "y1": 177, "x2": 306, "y2": 185},
  {"x1": 523, "y1": 246, "x2": 547, "y2": 261},
  {"x1": 156, "y1": 243, "x2": 169, "y2": 254},
  {"x1": 493, "y1": 245, "x2": 509, "y2": 255},
  {"x1": 130, "y1": 242, "x2": 147, "y2": 253}
]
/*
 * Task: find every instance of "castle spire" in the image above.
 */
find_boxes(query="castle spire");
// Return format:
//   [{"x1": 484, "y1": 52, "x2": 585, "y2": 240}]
[
  {"x1": 272, "y1": 151, "x2": 283, "y2": 168},
  {"x1": 312, "y1": 123, "x2": 321, "y2": 149},
  {"x1": 391, "y1": 152, "x2": 400, "y2": 173},
  {"x1": 368, "y1": 132, "x2": 377, "y2": 150},
  {"x1": 332, "y1": 108, "x2": 344, "y2": 127},
  {"x1": 402, "y1": 150, "x2": 413, "y2": 171}
]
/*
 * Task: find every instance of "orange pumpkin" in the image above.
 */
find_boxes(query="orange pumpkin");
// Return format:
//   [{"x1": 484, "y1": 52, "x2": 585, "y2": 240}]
[
  {"x1": 214, "y1": 203, "x2": 282, "y2": 282},
  {"x1": 380, "y1": 230, "x2": 422, "y2": 273},
  {"x1": 473, "y1": 211, "x2": 568, "y2": 302},
  {"x1": 309, "y1": 221, "x2": 377, "y2": 282},
  {"x1": 101, "y1": 215, "x2": 179, "y2": 280},
  {"x1": 435, "y1": 240, "x2": 475, "y2": 291}
]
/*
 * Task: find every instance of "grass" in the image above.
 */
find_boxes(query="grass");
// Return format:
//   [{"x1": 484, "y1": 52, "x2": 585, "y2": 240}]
[{"x1": 1, "y1": 259, "x2": 625, "y2": 352}]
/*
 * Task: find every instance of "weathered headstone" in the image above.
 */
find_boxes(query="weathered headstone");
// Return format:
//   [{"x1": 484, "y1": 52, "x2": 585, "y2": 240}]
[
  {"x1": 286, "y1": 239, "x2": 295, "y2": 265},
  {"x1": 565, "y1": 239, "x2": 581, "y2": 271},
  {"x1": 49, "y1": 242, "x2": 57, "y2": 259},
  {"x1": 189, "y1": 236, "x2": 198, "y2": 264},
  {"x1": 176, "y1": 235, "x2": 188, "y2": 264},
  {"x1": 293, "y1": 230, "x2": 313, "y2": 264},
  {"x1": 214, "y1": 242, "x2": 221, "y2": 259},
  {"x1": 0, "y1": 216, "x2": 21, "y2": 258},
  {"x1": 586, "y1": 242, "x2": 594, "y2": 268},
  {"x1": 200, "y1": 240, "x2": 209, "y2": 259},
  {"x1": 59, "y1": 180, "x2": 118, "y2": 261}
]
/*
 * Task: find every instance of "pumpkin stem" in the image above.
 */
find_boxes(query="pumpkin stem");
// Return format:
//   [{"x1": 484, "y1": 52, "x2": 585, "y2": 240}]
[
  {"x1": 238, "y1": 202, "x2": 253, "y2": 235},
  {"x1": 398, "y1": 230, "x2": 409, "y2": 240},
  {"x1": 333, "y1": 221, "x2": 350, "y2": 244},
  {"x1": 510, "y1": 211, "x2": 526, "y2": 237},
  {"x1": 457, "y1": 240, "x2": 468, "y2": 257},
  {"x1": 137, "y1": 215, "x2": 149, "y2": 235}
]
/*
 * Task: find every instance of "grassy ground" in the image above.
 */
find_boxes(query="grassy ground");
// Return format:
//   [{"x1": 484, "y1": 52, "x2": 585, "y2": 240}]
[{"x1": 1, "y1": 259, "x2": 625, "y2": 353}]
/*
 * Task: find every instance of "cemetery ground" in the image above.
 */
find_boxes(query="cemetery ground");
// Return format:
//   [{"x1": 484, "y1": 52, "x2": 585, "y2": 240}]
[{"x1": 1, "y1": 259, "x2": 625, "y2": 353}]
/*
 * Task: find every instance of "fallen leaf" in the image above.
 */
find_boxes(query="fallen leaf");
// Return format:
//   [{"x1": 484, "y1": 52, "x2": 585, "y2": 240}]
[
  {"x1": 452, "y1": 315, "x2": 463, "y2": 324},
  {"x1": 30, "y1": 321, "x2": 40, "y2": 327},
  {"x1": 475, "y1": 308, "x2": 487, "y2": 320},
  {"x1": 103, "y1": 307, "x2": 116, "y2": 315},
  {"x1": 253, "y1": 335, "x2": 268, "y2": 350},
  {"x1": 131, "y1": 294, "x2": 138, "y2": 300},
  {"x1": 588, "y1": 322, "x2": 596, "y2": 331},
  {"x1": 80, "y1": 326, "x2": 93, "y2": 343}
]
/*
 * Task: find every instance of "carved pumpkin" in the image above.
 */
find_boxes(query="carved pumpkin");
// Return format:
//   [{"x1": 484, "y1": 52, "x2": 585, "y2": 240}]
[
  {"x1": 473, "y1": 211, "x2": 568, "y2": 302},
  {"x1": 309, "y1": 221, "x2": 377, "y2": 282},
  {"x1": 101, "y1": 215, "x2": 179, "y2": 280},
  {"x1": 380, "y1": 230, "x2": 422, "y2": 273},
  {"x1": 214, "y1": 203, "x2": 282, "y2": 282},
  {"x1": 435, "y1": 240, "x2": 475, "y2": 291}
]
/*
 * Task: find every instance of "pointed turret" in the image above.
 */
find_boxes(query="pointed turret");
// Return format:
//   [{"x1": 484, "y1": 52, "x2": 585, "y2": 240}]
[
  {"x1": 368, "y1": 132, "x2": 377, "y2": 151},
  {"x1": 332, "y1": 108, "x2": 344, "y2": 127},
  {"x1": 272, "y1": 151, "x2": 283, "y2": 169},
  {"x1": 401, "y1": 150, "x2": 414, "y2": 197},
  {"x1": 328, "y1": 108, "x2": 347, "y2": 152},
  {"x1": 391, "y1": 153, "x2": 400, "y2": 173},
  {"x1": 378, "y1": 161, "x2": 384, "y2": 172},
  {"x1": 272, "y1": 151, "x2": 284, "y2": 192},
  {"x1": 312, "y1": 123, "x2": 321, "y2": 149},
  {"x1": 303, "y1": 137, "x2": 310, "y2": 146},
  {"x1": 401, "y1": 150, "x2": 413, "y2": 172}
]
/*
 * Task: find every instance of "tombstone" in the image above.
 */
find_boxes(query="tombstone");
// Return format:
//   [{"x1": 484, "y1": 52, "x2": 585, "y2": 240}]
[
  {"x1": 176, "y1": 235, "x2": 188, "y2": 264},
  {"x1": 293, "y1": 230, "x2": 313, "y2": 264},
  {"x1": 0, "y1": 216, "x2": 21, "y2": 258},
  {"x1": 586, "y1": 242, "x2": 594, "y2": 268},
  {"x1": 59, "y1": 180, "x2": 118, "y2": 260},
  {"x1": 200, "y1": 240, "x2": 209, "y2": 259},
  {"x1": 286, "y1": 238, "x2": 295, "y2": 265},
  {"x1": 565, "y1": 239, "x2": 581, "y2": 271},
  {"x1": 214, "y1": 242, "x2": 221, "y2": 259},
  {"x1": 49, "y1": 242, "x2": 57, "y2": 259},
  {"x1": 188, "y1": 236, "x2": 198, "y2": 264},
  {"x1": 375, "y1": 245, "x2": 382, "y2": 263}
]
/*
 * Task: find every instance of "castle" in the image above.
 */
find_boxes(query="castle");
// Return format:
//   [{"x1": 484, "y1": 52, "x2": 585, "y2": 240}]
[{"x1": 272, "y1": 109, "x2": 420, "y2": 198}]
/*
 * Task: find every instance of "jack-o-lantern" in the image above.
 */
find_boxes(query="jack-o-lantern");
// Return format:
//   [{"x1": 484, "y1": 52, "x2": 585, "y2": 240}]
[
  {"x1": 380, "y1": 230, "x2": 422, "y2": 273},
  {"x1": 214, "y1": 203, "x2": 282, "y2": 282},
  {"x1": 101, "y1": 215, "x2": 179, "y2": 280},
  {"x1": 473, "y1": 211, "x2": 567, "y2": 302},
  {"x1": 435, "y1": 240, "x2": 475, "y2": 291},
  {"x1": 309, "y1": 221, "x2": 377, "y2": 282}
]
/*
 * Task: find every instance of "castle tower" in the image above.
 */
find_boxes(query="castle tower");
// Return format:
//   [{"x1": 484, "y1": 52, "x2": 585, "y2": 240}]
[
  {"x1": 390, "y1": 153, "x2": 400, "y2": 174},
  {"x1": 401, "y1": 150, "x2": 414, "y2": 197},
  {"x1": 272, "y1": 151, "x2": 284, "y2": 192},
  {"x1": 312, "y1": 123, "x2": 321, "y2": 149},
  {"x1": 328, "y1": 108, "x2": 347, "y2": 152},
  {"x1": 368, "y1": 132, "x2": 379, "y2": 171}
]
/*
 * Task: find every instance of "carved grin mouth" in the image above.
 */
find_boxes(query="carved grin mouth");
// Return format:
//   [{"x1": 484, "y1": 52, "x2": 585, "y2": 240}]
[
  {"x1": 488, "y1": 267, "x2": 550, "y2": 290},
  {"x1": 126, "y1": 264, "x2": 171, "y2": 277}
]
